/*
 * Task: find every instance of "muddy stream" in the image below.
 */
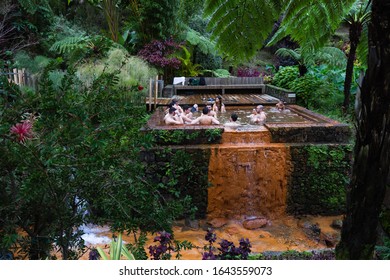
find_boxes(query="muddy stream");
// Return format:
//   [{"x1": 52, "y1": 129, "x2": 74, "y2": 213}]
[{"x1": 80, "y1": 215, "x2": 342, "y2": 260}]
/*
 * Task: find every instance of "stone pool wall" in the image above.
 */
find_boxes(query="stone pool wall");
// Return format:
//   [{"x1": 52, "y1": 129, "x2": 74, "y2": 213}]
[{"x1": 140, "y1": 105, "x2": 353, "y2": 219}]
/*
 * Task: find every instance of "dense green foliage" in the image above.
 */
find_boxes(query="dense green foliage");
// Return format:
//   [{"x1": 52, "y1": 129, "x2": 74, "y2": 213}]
[
  {"x1": 205, "y1": 0, "x2": 356, "y2": 59},
  {"x1": 288, "y1": 145, "x2": 353, "y2": 215},
  {"x1": 272, "y1": 66, "x2": 300, "y2": 90},
  {"x1": 142, "y1": 147, "x2": 208, "y2": 218},
  {"x1": 151, "y1": 128, "x2": 222, "y2": 145},
  {"x1": 1, "y1": 0, "x2": 389, "y2": 261},
  {"x1": 0, "y1": 68, "x2": 191, "y2": 259},
  {"x1": 305, "y1": 145, "x2": 352, "y2": 212},
  {"x1": 272, "y1": 64, "x2": 362, "y2": 120}
]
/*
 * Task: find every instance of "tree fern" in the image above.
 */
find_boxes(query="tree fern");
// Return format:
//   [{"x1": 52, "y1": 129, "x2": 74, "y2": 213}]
[
  {"x1": 50, "y1": 35, "x2": 114, "y2": 65},
  {"x1": 204, "y1": 0, "x2": 356, "y2": 59},
  {"x1": 356, "y1": 23, "x2": 368, "y2": 67},
  {"x1": 345, "y1": 0, "x2": 371, "y2": 68},
  {"x1": 341, "y1": 0, "x2": 371, "y2": 109},
  {"x1": 277, "y1": 47, "x2": 346, "y2": 68},
  {"x1": 185, "y1": 29, "x2": 217, "y2": 56},
  {"x1": 273, "y1": 0, "x2": 355, "y2": 50},
  {"x1": 311, "y1": 47, "x2": 347, "y2": 68},
  {"x1": 204, "y1": 0, "x2": 282, "y2": 59},
  {"x1": 275, "y1": 47, "x2": 346, "y2": 77},
  {"x1": 275, "y1": 48, "x2": 302, "y2": 63},
  {"x1": 49, "y1": 36, "x2": 91, "y2": 54}
]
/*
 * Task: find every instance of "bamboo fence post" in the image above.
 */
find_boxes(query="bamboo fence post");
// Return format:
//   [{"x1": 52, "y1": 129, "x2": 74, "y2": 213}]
[
  {"x1": 149, "y1": 78, "x2": 153, "y2": 111},
  {"x1": 154, "y1": 75, "x2": 158, "y2": 110},
  {"x1": 21, "y1": 68, "x2": 25, "y2": 86},
  {"x1": 13, "y1": 68, "x2": 18, "y2": 84}
]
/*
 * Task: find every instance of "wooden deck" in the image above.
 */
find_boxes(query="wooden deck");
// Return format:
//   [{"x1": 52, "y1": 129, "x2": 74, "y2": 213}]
[{"x1": 146, "y1": 93, "x2": 281, "y2": 110}]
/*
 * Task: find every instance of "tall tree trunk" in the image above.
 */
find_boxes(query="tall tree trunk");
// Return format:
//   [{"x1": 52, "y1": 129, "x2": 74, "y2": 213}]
[
  {"x1": 336, "y1": 0, "x2": 390, "y2": 259},
  {"x1": 343, "y1": 23, "x2": 361, "y2": 112}
]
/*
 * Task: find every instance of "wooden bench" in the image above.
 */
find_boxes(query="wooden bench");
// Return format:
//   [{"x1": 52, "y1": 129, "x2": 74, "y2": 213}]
[
  {"x1": 170, "y1": 77, "x2": 296, "y2": 104},
  {"x1": 172, "y1": 77, "x2": 265, "y2": 95}
]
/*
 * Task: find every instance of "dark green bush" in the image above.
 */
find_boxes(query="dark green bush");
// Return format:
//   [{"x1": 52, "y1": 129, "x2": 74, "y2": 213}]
[
  {"x1": 0, "y1": 68, "x2": 192, "y2": 259},
  {"x1": 272, "y1": 66, "x2": 299, "y2": 89}
]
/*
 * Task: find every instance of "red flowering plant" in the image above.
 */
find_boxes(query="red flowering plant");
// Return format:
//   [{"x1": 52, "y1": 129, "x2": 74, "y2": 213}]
[
  {"x1": 10, "y1": 121, "x2": 33, "y2": 142},
  {"x1": 10, "y1": 113, "x2": 37, "y2": 143}
]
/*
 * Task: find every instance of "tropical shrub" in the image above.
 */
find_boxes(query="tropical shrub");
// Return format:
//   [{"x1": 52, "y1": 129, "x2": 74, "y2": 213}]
[
  {"x1": 12, "y1": 52, "x2": 52, "y2": 74},
  {"x1": 290, "y1": 73, "x2": 328, "y2": 108},
  {"x1": 184, "y1": 27, "x2": 222, "y2": 70},
  {"x1": 203, "y1": 69, "x2": 231, "y2": 78},
  {"x1": 272, "y1": 66, "x2": 299, "y2": 89},
  {"x1": 272, "y1": 65, "x2": 351, "y2": 116},
  {"x1": 176, "y1": 46, "x2": 203, "y2": 77},
  {"x1": 0, "y1": 66, "x2": 192, "y2": 259},
  {"x1": 0, "y1": 0, "x2": 51, "y2": 60}
]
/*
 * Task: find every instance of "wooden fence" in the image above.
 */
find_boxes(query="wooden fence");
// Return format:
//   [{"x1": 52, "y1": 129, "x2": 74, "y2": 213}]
[{"x1": 0, "y1": 68, "x2": 37, "y2": 88}]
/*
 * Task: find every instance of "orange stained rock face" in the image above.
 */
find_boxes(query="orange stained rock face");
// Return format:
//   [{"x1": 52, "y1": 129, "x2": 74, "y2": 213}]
[
  {"x1": 207, "y1": 143, "x2": 291, "y2": 220},
  {"x1": 221, "y1": 127, "x2": 271, "y2": 144}
]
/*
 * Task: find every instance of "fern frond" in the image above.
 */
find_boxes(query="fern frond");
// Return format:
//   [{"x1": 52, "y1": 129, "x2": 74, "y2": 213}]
[
  {"x1": 346, "y1": 0, "x2": 371, "y2": 25},
  {"x1": 276, "y1": 47, "x2": 346, "y2": 68},
  {"x1": 205, "y1": 0, "x2": 282, "y2": 59},
  {"x1": 50, "y1": 36, "x2": 90, "y2": 54},
  {"x1": 205, "y1": 0, "x2": 356, "y2": 59},
  {"x1": 311, "y1": 47, "x2": 347, "y2": 68},
  {"x1": 185, "y1": 29, "x2": 217, "y2": 55},
  {"x1": 266, "y1": 25, "x2": 287, "y2": 47},
  {"x1": 356, "y1": 24, "x2": 368, "y2": 68},
  {"x1": 279, "y1": 0, "x2": 356, "y2": 49},
  {"x1": 275, "y1": 48, "x2": 302, "y2": 63}
]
